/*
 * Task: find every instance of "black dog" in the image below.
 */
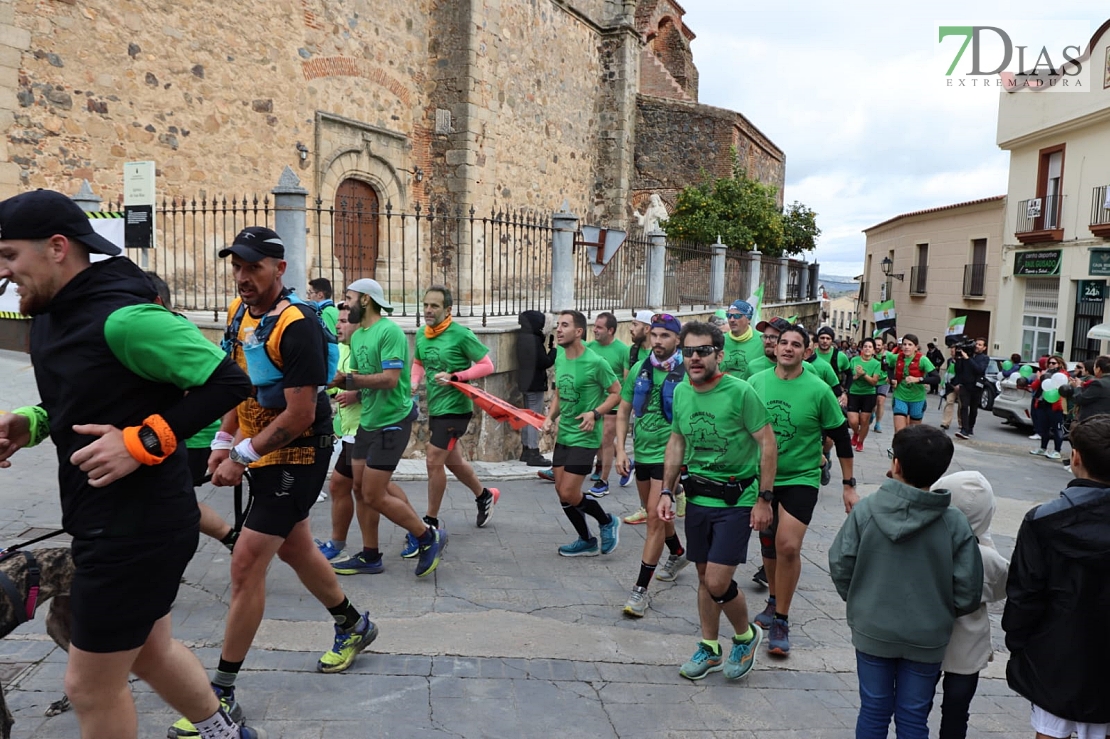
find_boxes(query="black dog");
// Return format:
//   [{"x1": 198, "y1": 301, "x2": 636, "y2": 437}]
[{"x1": 0, "y1": 547, "x2": 74, "y2": 739}]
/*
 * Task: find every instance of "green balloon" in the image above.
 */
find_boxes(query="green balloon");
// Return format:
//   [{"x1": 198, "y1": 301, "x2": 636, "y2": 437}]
[
  {"x1": 1002, "y1": 360, "x2": 1014, "y2": 371},
  {"x1": 1042, "y1": 387, "x2": 1061, "y2": 403},
  {"x1": 1019, "y1": 365, "x2": 1034, "y2": 378}
]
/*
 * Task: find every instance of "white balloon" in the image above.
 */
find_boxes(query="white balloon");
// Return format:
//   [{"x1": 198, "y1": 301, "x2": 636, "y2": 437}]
[{"x1": 1045, "y1": 374, "x2": 1068, "y2": 390}]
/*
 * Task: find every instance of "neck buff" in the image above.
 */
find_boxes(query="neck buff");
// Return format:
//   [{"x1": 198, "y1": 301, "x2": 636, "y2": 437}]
[
  {"x1": 649, "y1": 349, "x2": 683, "y2": 373},
  {"x1": 730, "y1": 326, "x2": 753, "y2": 342},
  {"x1": 424, "y1": 314, "x2": 453, "y2": 339}
]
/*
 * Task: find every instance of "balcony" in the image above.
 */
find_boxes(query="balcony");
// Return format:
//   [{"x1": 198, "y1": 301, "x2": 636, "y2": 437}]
[
  {"x1": 1091, "y1": 185, "x2": 1110, "y2": 239},
  {"x1": 909, "y1": 265, "x2": 927, "y2": 296},
  {"x1": 857, "y1": 280, "x2": 869, "y2": 305},
  {"x1": 1016, "y1": 194, "x2": 1063, "y2": 244},
  {"x1": 963, "y1": 263, "x2": 987, "y2": 299}
]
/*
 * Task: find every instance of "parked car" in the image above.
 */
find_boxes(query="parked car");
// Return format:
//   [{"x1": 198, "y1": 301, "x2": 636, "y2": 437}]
[
  {"x1": 979, "y1": 356, "x2": 1007, "y2": 411},
  {"x1": 990, "y1": 361, "x2": 1082, "y2": 428}
]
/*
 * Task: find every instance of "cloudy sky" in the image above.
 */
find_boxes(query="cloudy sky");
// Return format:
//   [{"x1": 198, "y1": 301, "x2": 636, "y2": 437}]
[{"x1": 681, "y1": 1, "x2": 1108, "y2": 277}]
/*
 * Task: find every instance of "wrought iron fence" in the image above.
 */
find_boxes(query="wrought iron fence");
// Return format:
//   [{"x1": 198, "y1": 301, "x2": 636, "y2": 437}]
[
  {"x1": 724, "y1": 251, "x2": 752, "y2": 302},
  {"x1": 662, "y1": 239, "x2": 714, "y2": 309},
  {"x1": 1091, "y1": 185, "x2": 1110, "y2": 228},
  {"x1": 963, "y1": 263, "x2": 987, "y2": 298},
  {"x1": 573, "y1": 228, "x2": 650, "y2": 315},
  {"x1": 1017, "y1": 193, "x2": 1062, "y2": 234},
  {"x1": 762, "y1": 258, "x2": 781, "y2": 303},
  {"x1": 785, "y1": 260, "x2": 805, "y2": 301}
]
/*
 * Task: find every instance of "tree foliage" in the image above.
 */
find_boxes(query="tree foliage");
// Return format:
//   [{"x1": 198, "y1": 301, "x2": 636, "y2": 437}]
[{"x1": 662, "y1": 150, "x2": 820, "y2": 258}]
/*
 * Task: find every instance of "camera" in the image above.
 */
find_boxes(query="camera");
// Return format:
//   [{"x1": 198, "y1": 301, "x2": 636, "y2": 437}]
[{"x1": 945, "y1": 335, "x2": 975, "y2": 355}]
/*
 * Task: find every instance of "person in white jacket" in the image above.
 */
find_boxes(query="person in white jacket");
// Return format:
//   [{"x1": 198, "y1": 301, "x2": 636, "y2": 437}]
[{"x1": 929, "y1": 471, "x2": 1010, "y2": 739}]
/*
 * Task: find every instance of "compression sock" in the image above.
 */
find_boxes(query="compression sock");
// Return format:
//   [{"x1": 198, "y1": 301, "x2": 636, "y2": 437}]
[
  {"x1": 561, "y1": 502, "x2": 592, "y2": 540},
  {"x1": 212, "y1": 658, "x2": 241, "y2": 689},
  {"x1": 327, "y1": 597, "x2": 362, "y2": 630},
  {"x1": 576, "y1": 496, "x2": 611, "y2": 525},
  {"x1": 664, "y1": 534, "x2": 684, "y2": 556},
  {"x1": 636, "y1": 561, "x2": 657, "y2": 589},
  {"x1": 193, "y1": 707, "x2": 239, "y2": 739}
]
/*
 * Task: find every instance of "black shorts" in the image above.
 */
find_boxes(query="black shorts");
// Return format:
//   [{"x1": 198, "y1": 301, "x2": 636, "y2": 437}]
[
  {"x1": 333, "y1": 441, "x2": 354, "y2": 479},
  {"x1": 244, "y1": 449, "x2": 331, "y2": 537},
  {"x1": 846, "y1": 394, "x2": 877, "y2": 415},
  {"x1": 69, "y1": 527, "x2": 199, "y2": 653},
  {"x1": 773, "y1": 484, "x2": 820, "y2": 527},
  {"x1": 683, "y1": 503, "x2": 753, "y2": 567},
  {"x1": 551, "y1": 443, "x2": 598, "y2": 476},
  {"x1": 353, "y1": 417, "x2": 414, "y2": 472},
  {"x1": 188, "y1": 447, "x2": 210, "y2": 488},
  {"x1": 635, "y1": 462, "x2": 665, "y2": 482},
  {"x1": 429, "y1": 413, "x2": 472, "y2": 450}
]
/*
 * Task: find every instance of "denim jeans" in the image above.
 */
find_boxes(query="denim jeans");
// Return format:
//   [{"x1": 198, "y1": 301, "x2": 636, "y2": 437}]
[
  {"x1": 931, "y1": 670, "x2": 979, "y2": 739},
  {"x1": 521, "y1": 391, "x2": 545, "y2": 448},
  {"x1": 855, "y1": 650, "x2": 942, "y2": 739}
]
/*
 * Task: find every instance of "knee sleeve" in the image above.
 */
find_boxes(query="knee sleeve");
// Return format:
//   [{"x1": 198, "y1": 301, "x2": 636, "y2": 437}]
[
  {"x1": 759, "y1": 529, "x2": 776, "y2": 560},
  {"x1": 710, "y1": 580, "x2": 739, "y2": 605}
]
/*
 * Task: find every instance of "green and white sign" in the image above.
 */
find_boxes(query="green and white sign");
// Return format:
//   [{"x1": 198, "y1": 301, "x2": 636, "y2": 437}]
[
  {"x1": 1014, "y1": 249, "x2": 1061, "y2": 276},
  {"x1": 1090, "y1": 249, "x2": 1110, "y2": 276},
  {"x1": 1079, "y1": 280, "x2": 1106, "y2": 303}
]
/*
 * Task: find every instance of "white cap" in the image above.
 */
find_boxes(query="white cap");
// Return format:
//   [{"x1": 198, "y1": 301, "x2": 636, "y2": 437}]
[
  {"x1": 633, "y1": 310, "x2": 654, "y2": 325},
  {"x1": 346, "y1": 278, "x2": 394, "y2": 313}
]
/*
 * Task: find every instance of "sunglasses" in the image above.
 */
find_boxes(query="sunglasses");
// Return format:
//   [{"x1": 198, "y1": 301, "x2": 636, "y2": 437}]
[
  {"x1": 651, "y1": 313, "x2": 676, "y2": 324},
  {"x1": 1048, "y1": 362, "x2": 1059, "y2": 367},
  {"x1": 681, "y1": 345, "x2": 717, "y2": 358},
  {"x1": 887, "y1": 448, "x2": 894, "y2": 460},
  {"x1": 727, "y1": 313, "x2": 746, "y2": 320}
]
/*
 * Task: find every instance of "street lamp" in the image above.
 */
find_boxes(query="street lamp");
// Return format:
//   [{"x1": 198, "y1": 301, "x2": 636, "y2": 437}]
[{"x1": 880, "y1": 256, "x2": 904, "y2": 281}]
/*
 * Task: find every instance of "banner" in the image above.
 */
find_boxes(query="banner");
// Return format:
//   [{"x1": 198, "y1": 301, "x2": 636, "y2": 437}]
[
  {"x1": 946, "y1": 315, "x2": 967, "y2": 336},
  {"x1": 872, "y1": 299, "x2": 896, "y2": 333},
  {"x1": 746, "y1": 284, "x2": 765, "y2": 325},
  {"x1": 1014, "y1": 249, "x2": 1061, "y2": 276}
]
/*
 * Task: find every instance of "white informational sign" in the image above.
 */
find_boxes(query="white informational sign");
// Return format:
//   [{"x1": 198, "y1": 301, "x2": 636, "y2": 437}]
[
  {"x1": 124, "y1": 160, "x2": 156, "y2": 250},
  {"x1": 1026, "y1": 198, "x2": 1042, "y2": 219}
]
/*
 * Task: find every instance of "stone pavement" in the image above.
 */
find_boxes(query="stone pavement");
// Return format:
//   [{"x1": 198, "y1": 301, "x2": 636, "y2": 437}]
[{"x1": 0, "y1": 349, "x2": 1046, "y2": 737}]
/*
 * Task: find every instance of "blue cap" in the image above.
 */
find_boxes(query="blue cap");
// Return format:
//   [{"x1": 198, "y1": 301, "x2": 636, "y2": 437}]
[{"x1": 729, "y1": 300, "x2": 754, "y2": 318}]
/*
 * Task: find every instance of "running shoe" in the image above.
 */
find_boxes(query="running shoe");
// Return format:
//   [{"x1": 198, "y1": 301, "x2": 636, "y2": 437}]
[
  {"x1": 537, "y1": 468, "x2": 555, "y2": 482},
  {"x1": 1029, "y1": 433, "x2": 1042, "y2": 440},
  {"x1": 476, "y1": 487, "x2": 500, "y2": 528},
  {"x1": 1030, "y1": 448, "x2": 1046, "y2": 456},
  {"x1": 599, "y1": 515, "x2": 620, "y2": 554},
  {"x1": 330, "y1": 551, "x2": 384, "y2": 575},
  {"x1": 590, "y1": 472, "x2": 601, "y2": 483},
  {"x1": 558, "y1": 536, "x2": 599, "y2": 557},
  {"x1": 751, "y1": 565, "x2": 768, "y2": 588},
  {"x1": 168, "y1": 685, "x2": 243, "y2": 738},
  {"x1": 724, "y1": 625, "x2": 763, "y2": 681},
  {"x1": 768, "y1": 617, "x2": 790, "y2": 656},
  {"x1": 820, "y1": 456, "x2": 832, "y2": 486},
  {"x1": 317, "y1": 613, "x2": 378, "y2": 673},
  {"x1": 655, "y1": 553, "x2": 690, "y2": 582},
  {"x1": 873, "y1": 422, "x2": 882, "y2": 434},
  {"x1": 679, "y1": 642, "x2": 723, "y2": 680},
  {"x1": 619, "y1": 462, "x2": 635, "y2": 487},
  {"x1": 400, "y1": 532, "x2": 420, "y2": 558},
  {"x1": 622, "y1": 586, "x2": 648, "y2": 618},
  {"x1": 753, "y1": 597, "x2": 776, "y2": 629},
  {"x1": 623, "y1": 507, "x2": 648, "y2": 525},
  {"x1": 315, "y1": 539, "x2": 345, "y2": 561},
  {"x1": 854, "y1": 441, "x2": 864, "y2": 452},
  {"x1": 676, "y1": 489, "x2": 687, "y2": 518},
  {"x1": 588, "y1": 481, "x2": 610, "y2": 497},
  {"x1": 239, "y1": 727, "x2": 267, "y2": 739},
  {"x1": 850, "y1": 432, "x2": 859, "y2": 447},
  {"x1": 316, "y1": 490, "x2": 328, "y2": 503},
  {"x1": 954, "y1": 430, "x2": 969, "y2": 440},
  {"x1": 415, "y1": 529, "x2": 448, "y2": 577},
  {"x1": 1046, "y1": 450, "x2": 1062, "y2": 460}
]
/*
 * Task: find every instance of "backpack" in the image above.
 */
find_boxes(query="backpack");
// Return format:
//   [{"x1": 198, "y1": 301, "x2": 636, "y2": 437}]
[
  {"x1": 631, "y1": 358, "x2": 686, "y2": 423},
  {"x1": 222, "y1": 288, "x2": 340, "y2": 409}
]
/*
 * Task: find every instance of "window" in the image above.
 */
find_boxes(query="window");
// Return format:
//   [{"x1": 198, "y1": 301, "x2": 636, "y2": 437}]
[
  {"x1": 1021, "y1": 277, "x2": 1060, "y2": 361},
  {"x1": 910, "y1": 243, "x2": 928, "y2": 295},
  {"x1": 964, "y1": 239, "x2": 988, "y2": 297},
  {"x1": 1037, "y1": 144, "x2": 1065, "y2": 230}
]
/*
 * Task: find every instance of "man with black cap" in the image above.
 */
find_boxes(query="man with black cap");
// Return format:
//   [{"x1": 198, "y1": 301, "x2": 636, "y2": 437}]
[
  {"x1": 169, "y1": 226, "x2": 377, "y2": 738},
  {"x1": 814, "y1": 326, "x2": 848, "y2": 384},
  {"x1": 0, "y1": 190, "x2": 263, "y2": 738},
  {"x1": 720, "y1": 299, "x2": 765, "y2": 380}
]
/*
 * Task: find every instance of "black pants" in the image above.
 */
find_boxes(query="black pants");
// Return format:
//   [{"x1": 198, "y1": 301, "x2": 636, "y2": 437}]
[
  {"x1": 931, "y1": 670, "x2": 979, "y2": 739},
  {"x1": 957, "y1": 385, "x2": 982, "y2": 432}
]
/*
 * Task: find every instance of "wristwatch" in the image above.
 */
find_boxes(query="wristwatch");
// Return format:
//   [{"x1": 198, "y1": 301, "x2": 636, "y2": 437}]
[
  {"x1": 137, "y1": 425, "x2": 164, "y2": 456},
  {"x1": 660, "y1": 488, "x2": 676, "y2": 500},
  {"x1": 592, "y1": 409, "x2": 602, "y2": 421},
  {"x1": 843, "y1": 477, "x2": 857, "y2": 487},
  {"x1": 758, "y1": 489, "x2": 774, "y2": 503},
  {"x1": 344, "y1": 373, "x2": 356, "y2": 390},
  {"x1": 228, "y1": 447, "x2": 252, "y2": 467}
]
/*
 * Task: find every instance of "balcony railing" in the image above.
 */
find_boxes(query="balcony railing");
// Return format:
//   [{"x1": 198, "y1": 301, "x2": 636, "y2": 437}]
[
  {"x1": 963, "y1": 263, "x2": 987, "y2": 298},
  {"x1": 1091, "y1": 185, "x2": 1110, "y2": 238},
  {"x1": 857, "y1": 280, "x2": 869, "y2": 306},
  {"x1": 909, "y1": 265, "x2": 928, "y2": 296},
  {"x1": 1016, "y1": 193, "x2": 1063, "y2": 244}
]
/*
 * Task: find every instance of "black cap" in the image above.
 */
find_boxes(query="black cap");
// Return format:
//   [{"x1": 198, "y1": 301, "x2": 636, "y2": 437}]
[
  {"x1": 0, "y1": 189, "x2": 121, "y2": 255},
  {"x1": 816, "y1": 326, "x2": 836, "y2": 339},
  {"x1": 218, "y1": 226, "x2": 285, "y2": 262},
  {"x1": 756, "y1": 316, "x2": 791, "y2": 333}
]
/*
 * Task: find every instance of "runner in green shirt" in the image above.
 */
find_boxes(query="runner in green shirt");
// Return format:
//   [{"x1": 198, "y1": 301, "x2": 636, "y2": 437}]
[
  {"x1": 657, "y1": 321, "x2": 778, "y2": 682},
  {"x1": 586, "y1": 311, "x2": 629, "y2": 495},
  {"x1": 845, "y1": 337, "x2": 882, "y2": 453},
  {"x1": 307, "y1": 277, "x2": 340, "y2": 335},
  {"x1": 814, "y1": 326, "x2": 849, "y2": 380},
  {"x1": 885, "y1": 333, "x2": 936, "y2": 433},
  {"x1": 720, "y1": 299, "x2": 765, "y2": 380},
  {"x1": 540, "y1": 310, "x2": 623, "y2": 558},
  {"x1": 613, "y1": 313, "x2": 689, "y2": 617},
  {"x1": 746, "y1": 324, "x2": 857, "y2": 657},
  {"x1": 411, "y1": 286, "x2": 500, "y2": 534}
]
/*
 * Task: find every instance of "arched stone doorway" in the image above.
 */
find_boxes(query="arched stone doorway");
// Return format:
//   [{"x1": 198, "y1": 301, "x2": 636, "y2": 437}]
[{"x1": 335, "y1": 178, "x2": 379, "y2": 281}]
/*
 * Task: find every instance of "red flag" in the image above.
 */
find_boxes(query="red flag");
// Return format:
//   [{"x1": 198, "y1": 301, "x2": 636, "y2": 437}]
[{"x1": 446, "y1": 381, "x2": 546, "y2": 430}]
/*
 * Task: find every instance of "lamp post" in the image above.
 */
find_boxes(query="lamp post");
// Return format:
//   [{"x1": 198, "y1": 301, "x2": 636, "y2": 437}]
[{"x1": 879, "y1": 256, "x2": 904, "y2": 282}]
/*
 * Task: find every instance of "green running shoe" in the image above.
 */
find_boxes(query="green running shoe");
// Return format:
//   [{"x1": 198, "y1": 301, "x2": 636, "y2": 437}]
[
  {"x1": 679, "y1": 641, "x2": 723, "y2": 680},
  {"x1": 317, "y1": 613, "x2": 378, "y2": 673}
]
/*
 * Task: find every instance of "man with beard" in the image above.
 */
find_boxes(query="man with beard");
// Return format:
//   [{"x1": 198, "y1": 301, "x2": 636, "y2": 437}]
[
  {"x1": 658, "y1": 322, "x2": 777, "y2": 682},
  {"x1": 720, "y1": 299, "x2": 765, "y2": 380},
  {"x1": 0, "y1": 190, "x2": 262, "y2": 739},
  {"x1": 586, "y1": 312, "x2": 629, "y2": 496},
  {"x1": 615, "y1": 313, "x2": 689, "y2": 617},
  {"x1": 628, "y1": 309, "x2": 653, "y2": 367}
]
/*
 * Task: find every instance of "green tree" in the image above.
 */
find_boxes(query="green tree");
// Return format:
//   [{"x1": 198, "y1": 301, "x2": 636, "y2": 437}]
[{"x1": 781, "y1": 201, "x2": 821, "y2": 256}]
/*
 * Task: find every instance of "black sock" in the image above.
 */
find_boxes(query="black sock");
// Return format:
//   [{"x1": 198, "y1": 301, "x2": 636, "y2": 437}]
[
  {"x1": 576, "y1": 497, "x2": 611, "y2": 526},
  {"x1": 423, "y1": 515, "x2": 440, "y2": 529},
  {"x1": 636, "y1": 561, "x2": 656, "y2": 589},
  {"x1": 327, "y1": 597, "x2": 362, "y2": 630},
  {"x1": 417, "y1": 527, "x2": 436, "y2": 546},
  {"x1": 361, "y1": 547, "x2": 381, "y2": 561},
  {"x1": 212, "y1": 657, "x2": 242, "y2": 689},
  {"x1": 774, "y1": 612, "x2": 789, "y2": 622},
  {"x1": 561, "y1": 502, "x2": 592, "y2": 540},
  {"x1": 664, "y1": 534, "x2": 684, "y2": 556}
]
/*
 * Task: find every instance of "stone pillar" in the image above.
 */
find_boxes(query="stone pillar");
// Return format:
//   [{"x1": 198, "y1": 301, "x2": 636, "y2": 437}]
[
  {"x1": 710, "y1": 237, "x2": 726, "y2": 305},
  {"x1": 72, "y1": 180, "x2": 102, "y2": 213},
  {"x1": 748, "y1": 250, "x2": 762, "y2": 302},
  {"x1": 272, "y1": 166, "x2": 309, "y2": 298},
  {"x1": 551, "y1": 206, "x2": 578, "y2": 313},
  {"x1": 646, "y1": 229, "x2": 667, "y2": 310},
  {"x1": 799, "y1": 260, "x2": 811, "y2": 302},
  {"x1": 778, "y1": 258, "x2": 789, "y2": 303},
  {"x1": 809, "y1": 262, "x2": 820, "y2": 300}
]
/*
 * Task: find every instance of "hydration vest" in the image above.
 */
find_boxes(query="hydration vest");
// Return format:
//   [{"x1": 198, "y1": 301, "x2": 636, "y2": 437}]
[
  {"x1": 631, "y1": 358, "x2": 686, "y2": 422},
  {"x1": 893, "y1": 352, "x2": 924, "y2": 382}
]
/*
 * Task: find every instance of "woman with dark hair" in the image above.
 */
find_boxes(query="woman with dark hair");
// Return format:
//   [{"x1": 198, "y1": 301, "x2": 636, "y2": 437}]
[{"x1": 1029, "y1": 355, "x2": 1068, "y2": 460}]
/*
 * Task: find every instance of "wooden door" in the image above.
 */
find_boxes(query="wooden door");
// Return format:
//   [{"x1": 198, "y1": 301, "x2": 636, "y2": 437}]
[{"x1": 335, "y1": 179, "x2": 379, "y2": 281}]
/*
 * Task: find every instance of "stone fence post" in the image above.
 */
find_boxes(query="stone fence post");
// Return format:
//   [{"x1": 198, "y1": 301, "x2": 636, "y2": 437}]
[
  {"x1": 748, "y1": 249, "x2": 762, "y2": 301},
  {"x1": 709, "y1": 237, "x2": 726, "y2": 305},
  {"x1": 551, "y1": 206, "x2": 578, "y2": 313},
  {"x1": 646, "y1": 229, "x2": 667, "y2": 310},
  {"x1": 778, "y1": 258, "x2": 789, "y2": 303},
  {"x1": 809, "y1": 262, "x2": 820, "y2": 300},
  {"x1": 272, "y1": 166, "x2": 308, "y2": 298},
  {"x1": 799, "y1": 260, "x2": 811, "y2": 302}
]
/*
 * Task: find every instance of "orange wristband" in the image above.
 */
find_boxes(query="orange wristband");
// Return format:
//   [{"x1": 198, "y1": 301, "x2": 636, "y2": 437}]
[
  {"x1": 143, "y1": 414, "x2": 178, "y2": 458},
  {"x1": 122, "y1": 425, "x2": 162, "y2": 465},
  {"x1": 122, "y1": 414, "x2": 178, "y2": 466}
]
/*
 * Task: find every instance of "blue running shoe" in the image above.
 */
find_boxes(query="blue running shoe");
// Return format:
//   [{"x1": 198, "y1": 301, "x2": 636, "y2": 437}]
[
  {"x1": 239, "y1": 726, "x2": 267, "y2": 739},
  {"x1": 873, "y1": 421, "x2": 882, "y2": 434},
  {"x1": 724, "y1": 626, "x2": 763, "y2": 680},
  {"x1": 679, "y1": 642, "x2": 723, "y2": 680},
  {"x1": 599, "y1": 515, "x2": 620, "y2": 554},
  {"x1": 400, "y1": 532, "x2": 420, "y2": 559},
  {"x1": 558, "y1": 537, "x2": 599, "y2": 557},
  {"x1": 768, "y1": 617, "x2": 790, "y2": 656},
  {"x1": 330, "y1": 552, "x2": 384, "y2": 575},
  {"x1": 415, "y1": 529, "x2": 448, "y2": 577},
  {"x1": 753, "y1": 597, "x2": 776, "y2": 629},
  {"x1": 315, "y1": 539, "x2": 345, "y2": 561},
  {"x1": 317, "y1": 613, "x2": 378, "y2": 673},
  {"x1": 537, "y1": 468, "x2": 555, "y2": 482},
  {"x1": 587, "y1": 481, "x2": 610, "y2": 497},
  {"x1": 590, "y1": 472, "x2": 601, "y2": 482},
  {"x1": 619, "y1": 461, "x2": 635, "y2": 487}
]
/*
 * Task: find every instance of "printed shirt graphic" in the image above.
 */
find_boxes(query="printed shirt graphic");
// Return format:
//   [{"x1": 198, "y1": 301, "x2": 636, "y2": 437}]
[
  {"x1": 885, "y1": 352, "x2": 936, "y2": 403},
  {"x1": 720, "y1": 331, "x2": 765, "y2": 380},
  {"x1": 620, "y1": 358, "x2": 672, "y2": 464},
  {"x1": 748, "y1": 368, "x2": 843, "y2": 488},
  {"x1": 815, "y1": 346, "x2": 849, "y2": 374},
  {"x1": 586, "y1": 338, "x2": 630, "y2": 378},
  {"x1": 554, "y1": 349, "x2": 618, "y2": 448},
  {"x1": 415, "y1": 322, "x2": 490, "y2": 416},
  {"x1": 671, "y1": 374, "x2": 769, "y2": 507},
  {"x1": 848, "y1": 356, "x2": 883, "y2": 396},
  {"x1": 350, "y1": 317, "x2": 413, "y2": 430}
]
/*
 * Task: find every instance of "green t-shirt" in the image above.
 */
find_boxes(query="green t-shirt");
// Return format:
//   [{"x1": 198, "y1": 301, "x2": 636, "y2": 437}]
[
  {"x1": 320, "y1": 304, "x2": 339, "y2": 336},
  {"x1": 807, "y1": 356, "x2": 841, "y2": 390},
  {"x1": 149, "y1": 313, "x2": 230, "y2": 451},
  {"x1": 333, "y1": 343, "x2": 360, "y2": 438},
  {"x1": 554, "y1": 348, "x2": 618, "y2": 448},
  {"x1": 747, "y1": 354, "x2": 776, "y2": 376},
  {"x1": 414, "y1": 322, "x2": 490, "y2": 417},
  {"x1": 748, "y1": 367, "x2": 844, "y2": 488},
  {"x1": 720, "y1": 330, "x2": 765, "y2": 380},
  {"x1": 350, "y1": 317, "x2": 413, "y2": 429},
  {"x1": 847, "y1": 356, "x2": 882, "y2": 396},
  {"x1": 619, "y1": 358, "x2": 674, "y2": 464},
  {"x1": 885, "y1": 352, "x2": 936, "y2": 403},
  {"x1": 815, "y1": 346, "x2": 849, "y2": 374},
  {"x1": 586, "y1": 339, "x2": 630, "y2": 379},
  {"x1": 671, "y1": 373, "x2": 769, "y2": 507}
]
